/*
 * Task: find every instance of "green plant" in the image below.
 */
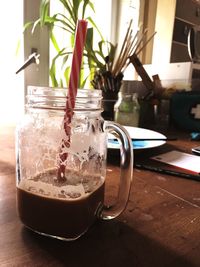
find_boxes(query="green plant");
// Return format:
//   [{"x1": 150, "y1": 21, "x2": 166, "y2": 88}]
[{"x1": 25, "y1": 0, "x2": 116, "y2": 88}]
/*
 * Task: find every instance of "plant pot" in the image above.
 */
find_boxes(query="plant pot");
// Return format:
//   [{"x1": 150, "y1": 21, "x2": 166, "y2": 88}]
[{"x1": 101, "y1": 91, "x2": 119, "y2": 121}]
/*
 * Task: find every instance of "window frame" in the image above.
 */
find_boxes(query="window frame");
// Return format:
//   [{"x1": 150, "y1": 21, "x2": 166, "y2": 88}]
[{"x1": 23, "y1": 0, "x2": 49, "y2": 92}]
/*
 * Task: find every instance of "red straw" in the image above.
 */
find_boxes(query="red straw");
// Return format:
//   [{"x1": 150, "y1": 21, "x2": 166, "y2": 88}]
[
  {"x1": 67, "y1": 20, "x2": 88, "y2": 111},
  {"x1": 64, "y1": 19, "x2": 88, "y2": 134},
  {"x1": 58, "y1": 19, "x2": 88, "y2": 180}
]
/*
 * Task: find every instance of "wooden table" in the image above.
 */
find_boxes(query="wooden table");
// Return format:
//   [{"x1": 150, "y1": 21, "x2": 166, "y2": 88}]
[{"x1": 1, "y1": 125, "x2": 200, "y2": 267}]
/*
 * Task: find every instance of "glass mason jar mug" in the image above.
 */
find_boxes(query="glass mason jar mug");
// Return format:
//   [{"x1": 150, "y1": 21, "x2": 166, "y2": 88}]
[{"x1": 16, "y1": 86, "x2": 133, "y2": 241}]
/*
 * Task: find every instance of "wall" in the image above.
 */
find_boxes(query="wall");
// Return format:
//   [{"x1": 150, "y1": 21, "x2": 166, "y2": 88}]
[
  {"x1": 23, "y1": 0, "x2": 49, "y2": 91},
  {"x1": 152, "y1": 0, "x2": 176, "y2": 65},
  {"x1": 141, "y1": 0, "x2": 157, "y2": 64}
]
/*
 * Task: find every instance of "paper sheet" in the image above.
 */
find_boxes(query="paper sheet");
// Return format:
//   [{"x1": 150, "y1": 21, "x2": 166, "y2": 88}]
[{"x1": 151, "y1": 150, "x2": 200, "y2": 174}]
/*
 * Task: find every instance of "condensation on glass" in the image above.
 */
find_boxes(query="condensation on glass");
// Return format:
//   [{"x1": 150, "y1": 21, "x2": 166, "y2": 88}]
[{"x1": 16, "y1": 86, "x2": 133, "y2": 241}]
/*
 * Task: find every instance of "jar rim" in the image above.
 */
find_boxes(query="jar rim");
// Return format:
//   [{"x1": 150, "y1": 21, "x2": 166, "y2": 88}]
[
  {"x1": 27, "y1": 86, "x2": 102, "y2": 98},
  {"x1": 27, "y1": 86, "x2": 103, "y2": 111}
]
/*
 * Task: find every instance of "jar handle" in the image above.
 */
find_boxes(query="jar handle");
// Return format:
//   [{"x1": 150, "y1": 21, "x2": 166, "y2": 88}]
[{"x1": 98, "y1": 121, "x2": 133, "y2": 220}]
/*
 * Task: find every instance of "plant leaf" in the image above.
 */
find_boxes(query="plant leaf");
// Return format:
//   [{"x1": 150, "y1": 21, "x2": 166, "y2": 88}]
[
  {"x1": 50, "y1": 32, "x2": 60, "y2": 53},
  {"x1": 57, "y1": 13, "x2": 75, "y2": 31},
  {"x1": 64, "y1": 66, "x2": 71, "y2": 86},
  {"x1": 23, "y1": 21, "x2": 34, "y2": 32},
  {"x1": 80, "y1": 75, "x2": 88, "y2": 88},
  {"x1": 61, "y1": 54, "x2": 71, "y2": 69},
  {"x1": 40, "y1": 0, "x2": 50, "y2": 26},
  {"x1": 32, "y1": 18, "x2": 41, "y2": 34},
  {"x1": 49, "y1": 48, "x2": 66, "y2": 86},
  {"x1": 86, "y1": 17, "x2": 104, "y2": 41},
  {"x1": 82, "y1": 0, "x2": 89, "y2": 19},
  {"x1": 72, "y1": 0, "x2": 81, "y2": 21},
  {"x1": 88, "y1": 1, "x2": 95, "y2": 13},
  {"x1": 59, "y1": 0, "x2": 76, "y2": 23}
]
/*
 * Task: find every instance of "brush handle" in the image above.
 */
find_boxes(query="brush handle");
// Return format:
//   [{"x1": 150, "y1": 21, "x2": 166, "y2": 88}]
[
  {"x1": 132, "y1": 138, "x2": 177, "y2": 141},
  {"x1": 113, "y1": 137, "x2": 177, "y2": 142}
]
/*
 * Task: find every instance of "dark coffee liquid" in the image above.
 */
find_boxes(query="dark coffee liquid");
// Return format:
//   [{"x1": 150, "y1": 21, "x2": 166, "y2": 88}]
[{"x1": 17, "y1": 170, "x2": 104, "y2": 240}]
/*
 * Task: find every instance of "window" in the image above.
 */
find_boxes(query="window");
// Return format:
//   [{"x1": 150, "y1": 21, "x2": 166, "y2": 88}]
[
  {"x1": 114, "y1": 0, "x2": 140, "y2": 44},
  {"x1": 113, "y1": 0, "x2": 142, "y2": 79},
  {"x1": 49, "y1": 0, "x2": 142, "y2": 86},
  {"x1": 0, "y1": 1, "x2": 143, "y2": 124},
  {"x1": 0, "y1": 0, "x2": 24, "y2": 124}
]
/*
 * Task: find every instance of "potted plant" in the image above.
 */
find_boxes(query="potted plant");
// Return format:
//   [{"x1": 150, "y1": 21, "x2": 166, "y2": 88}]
[
  {"x1": 23, "y1": 0, "x2": 136, "y2": 120},
  {"x1": 24, "y1": 0, "x2": 115, "y2": 88}
]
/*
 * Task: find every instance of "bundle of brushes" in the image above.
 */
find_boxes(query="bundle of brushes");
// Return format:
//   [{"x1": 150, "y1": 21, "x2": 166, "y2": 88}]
[
  {"x1": 91, "y1": 66, "x2": 123, "y2": 95},
  {"x1": 91, "y1": 20, "x2": 156, "y2": 96}
]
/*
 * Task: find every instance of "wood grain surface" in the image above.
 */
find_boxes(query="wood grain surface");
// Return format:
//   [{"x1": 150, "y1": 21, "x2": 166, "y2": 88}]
[{"x1": 1, "y1": 125, "x2": 200, "y2": 267}]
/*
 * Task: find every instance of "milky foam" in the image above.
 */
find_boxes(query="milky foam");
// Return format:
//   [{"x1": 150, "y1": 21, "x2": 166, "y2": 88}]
[{"x1": 18, "y1": 169, "x2": 104, "y2": 200}]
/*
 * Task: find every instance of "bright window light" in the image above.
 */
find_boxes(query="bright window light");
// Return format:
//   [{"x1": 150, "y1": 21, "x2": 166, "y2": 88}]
[
  {"x1": 49, "y1": 0, "x2": 140, "y2": 86},
  {"x1": 0, "y1": 0, "x2": 24, "y2": 125}
]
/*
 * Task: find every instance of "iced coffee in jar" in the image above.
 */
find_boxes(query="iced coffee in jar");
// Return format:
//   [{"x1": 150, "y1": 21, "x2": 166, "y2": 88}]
[{"x1": 16, "y1": 86, "x2": 133, "y2": 241}]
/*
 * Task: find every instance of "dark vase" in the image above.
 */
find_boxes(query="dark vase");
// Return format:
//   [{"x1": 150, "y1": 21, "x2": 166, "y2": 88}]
[
  {"x1": 92, "y1": 71, "x2": 123, "y2": 121},
  {"x1": 101, "y1": 90, "x2": 119, "y2": 121},
  {"x1": 138, "y1": 100, "x2": 155, "y2": 129}
]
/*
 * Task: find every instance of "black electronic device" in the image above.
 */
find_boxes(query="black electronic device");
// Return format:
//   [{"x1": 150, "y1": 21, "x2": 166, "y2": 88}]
[
  {"x1": 188, "y1": 25, "x2": 200, "y2": 63},
  {"x1": 192, "y1": 146, "x2": 200, "y2": 156}
]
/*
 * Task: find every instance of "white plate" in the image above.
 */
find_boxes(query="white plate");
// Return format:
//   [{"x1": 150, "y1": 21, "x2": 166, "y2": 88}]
[{"x1": 108, "y1": 126, "x2": 166, "y2": 150}]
